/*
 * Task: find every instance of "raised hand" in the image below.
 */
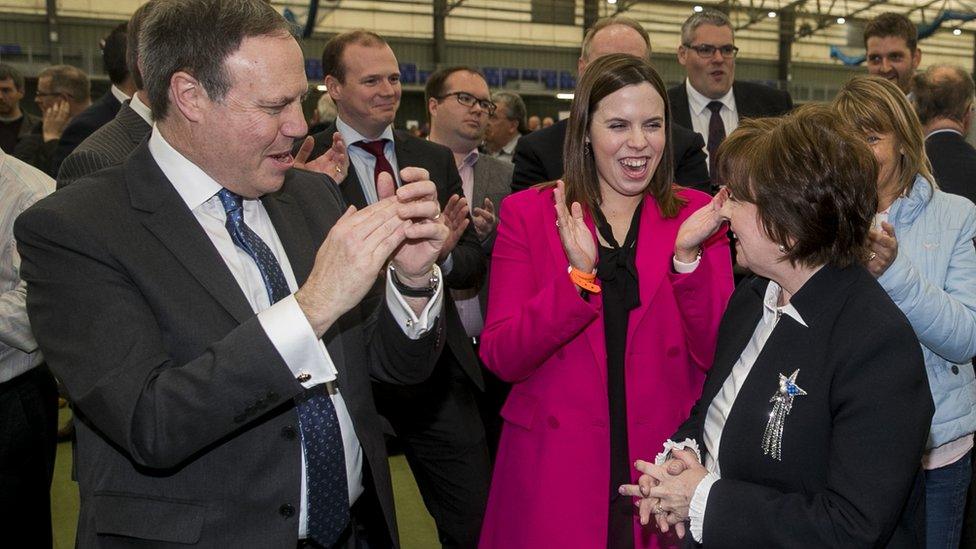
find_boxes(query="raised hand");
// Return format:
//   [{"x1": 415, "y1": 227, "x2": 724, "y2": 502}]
[
  {"x1": 293, "y1": 132, "x2": 349, "y2": 184},
  {"x1": 42, "y1": 99, "x2": 71, "y2": 142},
  {"x1": 865, "y1": 221, "x2": 898, "y2": 277},
  {"x1": 553, "y1": 180, "x2": 596, "y2": 273},
  {"x1": 471, "y1": 197, "x2": 497, "y2": 241},
  {"x1": 388, "y1": 168, "x2": 450, "y2": 285},
  {"x1": 436, "y1": 193, "x2": 470, "y2": 261},
  {"x1": 674, "y1": 187, "x2": 729, "y2": 263}
]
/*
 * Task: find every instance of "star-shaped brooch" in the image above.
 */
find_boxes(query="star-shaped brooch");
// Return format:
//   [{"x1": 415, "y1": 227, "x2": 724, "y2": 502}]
[{"x1": 762, "y1": 369, "x2": 807, "y2": 460}]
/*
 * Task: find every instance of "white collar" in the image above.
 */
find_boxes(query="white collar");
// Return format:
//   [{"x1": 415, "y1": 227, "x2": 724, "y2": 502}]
[
  {"x1": 148, "y1": 127, "x2": 223, "y2": 211},
  {"x1": 762, "y1": 280, "x2": 807, "y2": 327},
  {"x1": 926, "y1": 128, "x2": 963, "y2": 139},
  {"x1": 502, "y1": 134, "x2": 519, "y2": 155},
  {"x1": 128, "y1": 93, "x2": 153, "y2": 126},
  {"x1": 110, "y1": 84, "x2": 131, "y2": 104},
  {"x1": 335, "y1": 116, "x2": 395, "y2": 146},
  {"x1": 686, "y1": 79, "x2": 736, "y2": 116}
]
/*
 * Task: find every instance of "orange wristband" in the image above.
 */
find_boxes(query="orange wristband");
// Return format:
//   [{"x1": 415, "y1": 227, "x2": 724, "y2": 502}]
[{"x1": 569, "y1": 266, "x2": 601, "y2": 294}]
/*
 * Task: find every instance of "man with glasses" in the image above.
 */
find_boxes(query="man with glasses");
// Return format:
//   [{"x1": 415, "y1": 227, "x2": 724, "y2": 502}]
[
  {"x1": 426, "y1": 66, "x2": 513, "y2": 456},
  {"x1": 484, "y1": 91, "x2": 525, "y2": 162},
  {"x1": 302, "y1": 31, "x2": 491, "y2": 548},
  {"x1": 15, "y1": 65, "x2": 91, "y2": 176},
  {"x1": 670, "y1": 9, "x2": 793, "y2": 179}
]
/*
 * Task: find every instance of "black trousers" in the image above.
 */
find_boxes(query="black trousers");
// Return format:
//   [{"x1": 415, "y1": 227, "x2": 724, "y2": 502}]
[
  {"x1": 0, "y1": 366, "x2": 59, "y2": 549},
  {"x1": 374, "y1": 352, "x2": 490, "y2": 549}
]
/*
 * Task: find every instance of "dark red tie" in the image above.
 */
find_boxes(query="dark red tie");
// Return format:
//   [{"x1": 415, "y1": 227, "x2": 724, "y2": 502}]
[
  {"x1": 353, "y1": 139, "x2": 394, "y2": 195},
  {"x1": 706, "y1": 101, "x2": 726, "y2": 185}
]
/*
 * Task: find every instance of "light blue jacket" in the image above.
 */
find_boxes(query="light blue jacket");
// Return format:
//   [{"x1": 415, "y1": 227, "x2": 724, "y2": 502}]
[{"x1": 879, "y1": 174, "x2": 976, "y2": 449}]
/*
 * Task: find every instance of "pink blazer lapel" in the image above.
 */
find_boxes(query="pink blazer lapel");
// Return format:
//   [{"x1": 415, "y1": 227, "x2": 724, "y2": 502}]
[
  {"x1": 626, "y1": 197, "x2": 671, "y2": 352},
  {"x1": 541, "y1": 194, "x2": 608, "y2": 387}
]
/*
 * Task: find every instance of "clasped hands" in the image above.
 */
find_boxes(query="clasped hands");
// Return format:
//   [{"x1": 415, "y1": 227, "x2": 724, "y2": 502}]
[
  {"x1": 295, "y1": 166, "x2": 448, "y2": 337},
  {"x1": 617, "y1": 449, "x2": 708, "y2": 539}
]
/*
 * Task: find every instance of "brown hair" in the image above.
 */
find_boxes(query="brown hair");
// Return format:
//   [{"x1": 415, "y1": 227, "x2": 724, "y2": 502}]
[
  {"x1": 832, "y1": 75, "x2": 934, "y2": 197},
  {"x1": 864, "y1": 12, "x2": 918, "y2": 51},
  {"x1": 321, "y1": 30, "x2": 387, "y2": 84},
  {"x1": 37, "y1": 65, "x2": 90, "y2": 102},
  {"x1": 562, "y1": 53, "x2": 681, "y2": 218},
  {"x1": 717, "y1": 104, "x2": 878, "y2": 268},
  {"x1": 913, "y1": 64, "x2": 975, "y2": 126}
]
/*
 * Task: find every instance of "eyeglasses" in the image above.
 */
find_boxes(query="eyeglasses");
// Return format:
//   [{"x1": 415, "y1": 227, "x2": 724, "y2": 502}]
[
  {"x1": 34, "y1": 91, "x2": 64, "y2": 98},
  {"x1": 437, "y1": 91, "x2": 496, "y2": 115},
  {"x1": 683, "y1": 43, "x2": 739, "y2": 59}
]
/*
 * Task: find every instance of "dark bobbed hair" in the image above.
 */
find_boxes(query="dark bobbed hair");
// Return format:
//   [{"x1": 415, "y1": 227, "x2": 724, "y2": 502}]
[
  {"x1": 321, "y1": 30, "x2": 387, "y2": 84},
  {"x1": 717, "y1": 104, "x2": 879, "y2": 269},
  {"x1": 140, "y1": 0, "x2": 294, "y2": 121},
  {"x1": 102, "y1": 23, "x2": 129, "y2": 86},
  {"x1": 563, "y1": 53, "x2": 680, "y2": 218}
]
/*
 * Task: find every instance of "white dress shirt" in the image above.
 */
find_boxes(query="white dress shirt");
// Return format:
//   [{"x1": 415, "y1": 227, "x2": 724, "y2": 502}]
[
  {"x1": 0, "y1": 151, "x2": 55, "y2": 382},
  {"x1": 451, "y1": 149, "x2": 484, "y2": 337},
  {"x1": 148, "y1": 127, "x2": 443, "y2": 537},
  {"x1": 685, "y1": 79, "x2": 738, "y2": 172},
  {"x1": 128, "y1": 93, "x2": 153, "y2": 126},
  {"x1": 110, "y1": 84, "x2": 131, "y2": 105},
  {"x1": 336, "y1": 116, "x2": 400, "y2": 206},
  {"x1": 688, "y1": 280, "x2": 808, "y2": 542}
]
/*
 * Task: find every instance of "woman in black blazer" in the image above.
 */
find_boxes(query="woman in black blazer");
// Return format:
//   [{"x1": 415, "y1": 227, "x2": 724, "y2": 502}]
[{"x1": 620, "y1": 105, "x2": 935, "y2": 547}]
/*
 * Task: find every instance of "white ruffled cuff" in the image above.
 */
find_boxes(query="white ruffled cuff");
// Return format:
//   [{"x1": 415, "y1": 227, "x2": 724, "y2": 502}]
[
  {"x1": 689, "y1": 472, "x2": 720, "y2": 543},
  {"x1": 655, "y1": 438, "x2": 703, "y2": 465}
]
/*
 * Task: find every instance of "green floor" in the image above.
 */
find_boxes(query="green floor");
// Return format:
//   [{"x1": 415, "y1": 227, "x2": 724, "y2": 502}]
[{"x1": 51, "y1": 409, "x2": 439, "y2": 548}]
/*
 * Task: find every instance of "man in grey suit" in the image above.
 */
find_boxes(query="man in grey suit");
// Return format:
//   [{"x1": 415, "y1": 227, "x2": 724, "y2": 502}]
[
  {"x1": 425, "y1": 65, "x2": 511, "y2": 454},
  {"x1": 56, "y1": 1, "x2": 156, "y2": 189},
  {"x1": 15, "y1": 0, "x2": 451, "y2": 546}
]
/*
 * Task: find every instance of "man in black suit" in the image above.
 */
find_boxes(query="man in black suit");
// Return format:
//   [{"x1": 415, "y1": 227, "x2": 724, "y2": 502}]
[
  {"x1": 914, "y1": 65, "x2": 976, "y2": 205},
  {"x1": 16, "y1": 0, "x2": 450, "y2": 546},
  {"x1": 14, "y1": 65, "x2": 90, "y2": 176},
  {"x1": 512, "y1": 16, "x2": 709, "y2": 193},
  {"x1": 57, "y1": 2, "x2": 155, "y2": 189},
  {"x1": 303, "y1": 31, "x2": 490, "y2": 548},
  {"x1": 669, "y1": 9, "x2": 793, "y2": 179},
  {"x1": 0, "y1": 64, "x2": 40, "y2": 155},
  {"x1": 49, "y1": 23, "x2": 137, "y2": 177}
]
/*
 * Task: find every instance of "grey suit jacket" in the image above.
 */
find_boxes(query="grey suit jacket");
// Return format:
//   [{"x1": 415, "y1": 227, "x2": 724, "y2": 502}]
[
  {"x1": 56, "y1": 101, "x2": 151, "y2": 189},
  {"x1": 16, "y1": 142, "x2": 443, "y2": 547},
  {"x1": 470, "y1": 154, "x2": 512, "y2": 313}
]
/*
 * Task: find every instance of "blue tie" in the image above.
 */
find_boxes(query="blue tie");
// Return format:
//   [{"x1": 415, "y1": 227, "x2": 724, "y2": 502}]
[{"x1": 217, "y1": 189, "x2": 350, "y2": 546}]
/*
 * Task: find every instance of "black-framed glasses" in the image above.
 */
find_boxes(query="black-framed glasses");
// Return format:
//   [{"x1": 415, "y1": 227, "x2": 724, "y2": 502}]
[
  {"x1": 34, "y1": 91, "x2": 65, "y2": 99},
  {"x1": 683, "y1": 43, "x2": 739, "y2": 59},
  {"x1": 437, "y1": 91, "x2": 496, "y2": 115}
]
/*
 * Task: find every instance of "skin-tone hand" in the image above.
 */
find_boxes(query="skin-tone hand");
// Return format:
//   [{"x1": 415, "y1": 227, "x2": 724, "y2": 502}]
[
  {"x1": 554, "y1": 179, "x2": 596, "y2": 273},
  {"x1": 644, "y1": 451, "x2": 708, "y2": 527},
  {"x1": 436, "y1": 193, "x2": 470, "y2": 261},
  {"x1": 865, "y1": 221, "x2": 898, "y2": 277},
  {"x1": 471, "y1": 197, "x2": 497, "y2": 241},
  {"x1": 42, "y1": 99, "x2": 71, "y2": 142},
  {"x1": 619, "y1": 450, "x2": 693, "y2": 538},
  {"x1": 388, "y1": 167, "x2": 450, "y2": 287},
  {"x1": 294, "y1": 132, "x2": 349, "y2": 185},
  {"x1": 674, "y1": 187, "x2": 729, "y2": 263}
]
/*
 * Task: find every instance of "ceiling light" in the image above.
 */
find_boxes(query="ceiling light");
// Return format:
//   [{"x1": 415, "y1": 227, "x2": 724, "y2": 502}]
[
  {"x1": 693, "y1": 5, "x2": 703, "y2": 12},
  {"x1": 556, "y1": 93, "x2": 574, "y2": 100},
  {"x1": 836, "y1": 17, "x2": 846, "y2": 24},
  {"x1": 768, "y1": 11, "x2": 777, "y2": 18},
  {"x1": 954, "y1": 28, "x2": 963, "y2": 36},
  {"x1": 607, "y1": 0, "x2": 617, "y2": 4}
]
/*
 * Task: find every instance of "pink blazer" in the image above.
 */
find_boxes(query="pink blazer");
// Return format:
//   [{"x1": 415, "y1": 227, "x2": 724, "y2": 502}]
[{"x1": 478, "y1": 186, "x2": 733, "y2": 549}]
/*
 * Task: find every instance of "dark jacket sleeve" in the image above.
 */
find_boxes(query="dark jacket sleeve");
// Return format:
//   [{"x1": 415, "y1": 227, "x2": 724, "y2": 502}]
[
  {"x1": 12, "y1": 125, "x2": 59, "y2": 177},
  {"x1": 673, "y1": 128, "x2": 710, "y2": 192},
  {"x1": 57, "y1": 149, "x2": 112, "y2": 189},
  {"x1": 511, "y1": 136, "x2": 549, "y2": 192}
]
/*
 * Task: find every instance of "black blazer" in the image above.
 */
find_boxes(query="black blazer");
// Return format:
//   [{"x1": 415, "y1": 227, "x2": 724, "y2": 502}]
[
  {"x1": 510, "y1": 118, "x2": 710, "y2": 193},
  {"x1": 51, "y1": 90, "x2": 123, "y2": 176},
  {"x1": 15, "y1": 143, "x2": 443, "y2": 547},
  {"x1": 307, "y1": 123, "x2": 486, "y2": 390},
  {"x1": 56, "y1": 101, "x2": 151, "y2": 189},
  {"x1": 670, "y1": 265, "x2": 932, "y2": 548},
  {"x1": 668, "y1": 80, "x2": 794, "y2": 130},
  {"x1": 926, "y1": 131, "x2": 976, "y2": 206}
]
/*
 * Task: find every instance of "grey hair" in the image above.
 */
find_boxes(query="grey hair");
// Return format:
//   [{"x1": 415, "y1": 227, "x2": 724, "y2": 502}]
[
  {"x1": 37, "y1": 65, "x2": 90, "y2": 102},
  {"x1": 492, "y1": 91, "x2": 527, "y2": 133},
  {"x1": 680, "y1": 9, "x2": 733, "y2": 45}
]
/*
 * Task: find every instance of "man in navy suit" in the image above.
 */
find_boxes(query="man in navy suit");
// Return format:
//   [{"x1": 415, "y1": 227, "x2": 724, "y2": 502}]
[
  {"x1": 915, "y1": 65, "x2": 976, "y2": 205},
  {"x1": 669, "y1": 9, "x2": 793, "y2": 179}
]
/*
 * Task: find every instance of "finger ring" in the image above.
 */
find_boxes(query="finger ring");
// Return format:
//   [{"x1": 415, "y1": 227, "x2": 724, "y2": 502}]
[
  {"x1": 868, "y1": 252, "x2": 877, "y2": 261},
  {"x1": 432, "y1": 212, "x2": 441, "y2": 221},
  {"x1": 655, "y1": 505, "x2": 664, "y2": 515},
  {"x1": 335, "y1": 166, "x2": 342, "y2": 175}
]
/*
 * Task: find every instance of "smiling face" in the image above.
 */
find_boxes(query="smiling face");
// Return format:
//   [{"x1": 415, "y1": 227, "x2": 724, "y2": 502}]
[
  {"x1": 863, "y1": 130, "x2": 902, "y2": 195},
  {"x1": 720, "y1": 193, "x2": 783, "y2": 276},
  {"x1": 679, "y1": 23, "x2": 736, "y2": 99},
  {"x1": 588, "y1": 82, "x2": 666, "y2": 201},
  {"x1": 327, "y1": 42, "x2": 401, "y2": 139},
  {"x1": 192, "y1": 33, "x2": 308, "y2": 198},
  {"x1": 866, "y1": 36, "x2": 920, "y2": 94}
]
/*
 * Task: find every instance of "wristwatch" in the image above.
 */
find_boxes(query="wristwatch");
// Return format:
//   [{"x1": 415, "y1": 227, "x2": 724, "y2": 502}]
[{"x1": 388, "y1": 264, "x2": 439, "y2": 298}]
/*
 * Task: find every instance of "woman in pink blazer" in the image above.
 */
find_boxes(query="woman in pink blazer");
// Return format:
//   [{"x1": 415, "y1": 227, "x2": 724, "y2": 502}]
[{"x1": 478, "y1": 54, "x2": 734, "y2": 549}]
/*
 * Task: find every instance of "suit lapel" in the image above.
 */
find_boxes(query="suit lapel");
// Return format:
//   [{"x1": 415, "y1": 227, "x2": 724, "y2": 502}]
[
  {"x1": 472, "y1": 158, "x2": 488, "y2": 208},
  {"x1": 670, "y1": 85, "x2": 693, "y2": 129},
  {"x1": 127, "y1": 145, "x2": 255, "y2": 324}
]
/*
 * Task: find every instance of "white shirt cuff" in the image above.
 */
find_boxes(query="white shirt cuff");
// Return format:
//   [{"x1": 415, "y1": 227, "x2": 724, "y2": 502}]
[
  {"x1": 439, "y1": 253, "x2": 454, "y2": 276},
  {"x1": 689, "y1": 472, "x2": 720, "y2": 543},
  {"x1": 385, "y1": 264, "x2": 444, "y2": 339},
  {"x1": 672, "y1": 254, "x2": 701, "y2": 274},
  {"x1": 257, "y1": 294, "x2": 337, "y2": 388},
  {"x1": 655, "y1": 438, "x2": 703, "y2": 465}
]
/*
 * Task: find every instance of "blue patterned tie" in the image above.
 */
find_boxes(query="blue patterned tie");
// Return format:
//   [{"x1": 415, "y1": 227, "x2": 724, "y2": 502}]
[{"x1": 217, "y1": 189, "x2": 350, "y2": 546}]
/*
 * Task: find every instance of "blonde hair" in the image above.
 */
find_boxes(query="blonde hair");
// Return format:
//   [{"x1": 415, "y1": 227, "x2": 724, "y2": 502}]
[{"x1": 832, "y1": 75, "x2": 934, "y2": 196}]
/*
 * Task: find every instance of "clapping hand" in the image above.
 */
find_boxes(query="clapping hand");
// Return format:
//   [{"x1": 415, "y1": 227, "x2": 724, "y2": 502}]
[
  {"x1": 554, "y1": 180, "x2": 596, "y2": 273},
  {"x1": 471, "y1": 197, "x2": 497, "y2": 241},
  {"x1": 865, "y1": 221, "x2": 898, "y2": 277},
  {"x1": 674, "y1": 187, "x2": 729, "y2": 263},
  {"x1": 294, "y1": 132, "x2": 349, "y2": 184},
  {"x1": 437, "y1": 193, "x2": 470, "y2": 261}
]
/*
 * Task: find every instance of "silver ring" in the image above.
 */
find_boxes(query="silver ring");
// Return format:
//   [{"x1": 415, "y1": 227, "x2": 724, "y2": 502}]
[
  {"x1": 555, "y1": 219, "x2": 560, "y2": 228},
  {"x1": 655, "y1": 504, "x2": 665, "y2": 515},
  {"x1": 432, "y1": 212, "x2": 441, "y2": 221},
  {"x1": 335, "y1": 165, "x2": 342, "y2": 175},
  {"x1": 869, "y1": 252, "x2": 877, "y2": 261}
]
